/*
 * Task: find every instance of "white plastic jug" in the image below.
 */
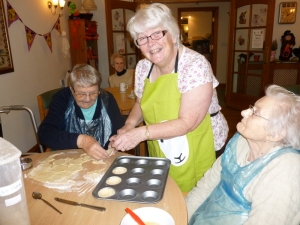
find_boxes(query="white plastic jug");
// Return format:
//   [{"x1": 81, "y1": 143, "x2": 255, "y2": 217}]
[{"x1": 0, "y1": 138, "x2": 30, "y2": 225}]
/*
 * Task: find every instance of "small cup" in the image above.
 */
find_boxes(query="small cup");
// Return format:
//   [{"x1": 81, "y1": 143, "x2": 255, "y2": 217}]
[
  {"x1": 120, "y1": 83, "x2": 128, "y2": 92},
  {"x1": 20, "y1": 158, "x2": 33, "y2": 171}
]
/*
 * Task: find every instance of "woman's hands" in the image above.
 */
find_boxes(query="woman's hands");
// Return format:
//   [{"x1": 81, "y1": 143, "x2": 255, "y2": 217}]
[
  {"x1": 77, "y1": 134, "x2": 110, "y2": 160},
  {"x1": 111, "y1": 98, "x2": 145, "y2": 151},
  {"x1": 110, "y1": 126, "x2": 145, "y2": 151}
]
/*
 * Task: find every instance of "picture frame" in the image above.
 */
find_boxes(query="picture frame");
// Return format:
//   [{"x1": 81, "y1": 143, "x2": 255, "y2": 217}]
[
  {"x1": 0, "y1": 0, "x2": 14, "y2": 74},
  {"x1": 278, "y1": 2, "x2": 297, "y2": 24}
]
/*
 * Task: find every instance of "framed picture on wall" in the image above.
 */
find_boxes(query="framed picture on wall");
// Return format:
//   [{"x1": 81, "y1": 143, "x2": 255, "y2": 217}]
[{"x1": 0, "y1": 0, "x2": 14, "y2": 75}]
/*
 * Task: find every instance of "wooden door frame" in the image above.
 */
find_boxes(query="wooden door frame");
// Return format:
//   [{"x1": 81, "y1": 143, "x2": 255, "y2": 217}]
[
  {"x1": 105, "y1": 0, "x2": 140, "y2": 75},
  {"x1": 225, "y1": 0, "x2": 275, "y2": 110},
  {"x1": 178, "y1": 7, "x2": 218, "y2": 76}
]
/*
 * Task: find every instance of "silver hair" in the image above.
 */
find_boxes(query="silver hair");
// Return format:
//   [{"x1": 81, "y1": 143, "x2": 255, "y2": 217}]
[
  {"x1": 126, "y1": 3, "x2": 181, "y2": 48},
  {"x1": 265, "y1": 84, "x2": 300, "y2": 149},
  {"x1": 69, "y1": 64, "x2": 102, "y2": 89},
  {"x1": 110, "y1": 53, "x2": 125, "y2": 66}
]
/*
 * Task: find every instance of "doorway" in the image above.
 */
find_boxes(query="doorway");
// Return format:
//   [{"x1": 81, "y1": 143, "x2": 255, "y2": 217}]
[{"x1": 178, "y1": 7, "x2": 218, "y2": 75}]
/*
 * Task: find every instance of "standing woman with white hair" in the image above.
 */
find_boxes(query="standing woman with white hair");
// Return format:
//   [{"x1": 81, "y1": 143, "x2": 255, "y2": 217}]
[{"x1": 110, "y1": 3, "x2": 228, "y2": 192}]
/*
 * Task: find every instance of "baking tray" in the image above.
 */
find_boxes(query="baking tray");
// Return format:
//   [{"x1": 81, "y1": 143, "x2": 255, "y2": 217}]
[{"x1": 92, "y1": 156, "x2": 171, "y2": 204}]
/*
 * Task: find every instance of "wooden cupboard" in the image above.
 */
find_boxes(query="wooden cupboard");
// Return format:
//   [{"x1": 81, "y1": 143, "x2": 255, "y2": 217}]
[{"x1": 68, "y1": 19, "x2": 99, "y2": 70}]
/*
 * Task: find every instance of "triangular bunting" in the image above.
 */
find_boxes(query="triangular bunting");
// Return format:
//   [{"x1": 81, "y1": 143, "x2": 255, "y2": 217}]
[
  {"x1": 43, "y1": 33, "x2": 52, "y2": 52},
  {"x1": 53, "y1": 17, "x2": 62, "y2": 34},
  {"x1": 25, "y1": 26, "x2": 36, "y2": 51},
  {"x1": 7, "y1": 0, "x2": 19, "y2": 27},
  {"x1": 7, "y1": 0, "x2": 62, "y2": 53}
]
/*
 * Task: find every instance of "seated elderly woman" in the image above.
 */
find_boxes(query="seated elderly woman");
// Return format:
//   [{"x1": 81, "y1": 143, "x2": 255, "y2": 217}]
[
  {"x1": 186, "y1": 85, "x2": 300, "y2": 225},
  {"x1": 38, "y1": 64, "x2": 124, "y2": 160},
  {"x1": 108, "y1": 53, "x2": 134, "y2": 87}
]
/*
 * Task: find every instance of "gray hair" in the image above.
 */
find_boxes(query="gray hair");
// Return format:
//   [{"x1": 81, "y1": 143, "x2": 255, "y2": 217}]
[
  {"x1": 265, "y1": 84, "x2": 300, "y2": 149},
  {"x1": 127, "y1": 3, "x2": 181, "y2": 48},
  {"x1": 110, "y1": 53, "x2": 125, "y2": 66},
  {"x1": 69, "y1": 64, "x2": 102, "y2": 89}
]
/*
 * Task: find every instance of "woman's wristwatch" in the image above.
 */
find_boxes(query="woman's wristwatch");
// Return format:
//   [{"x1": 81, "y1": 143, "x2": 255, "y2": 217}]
[{"x1": 145, "y1": 125, "x2": 150, "y2": 140}]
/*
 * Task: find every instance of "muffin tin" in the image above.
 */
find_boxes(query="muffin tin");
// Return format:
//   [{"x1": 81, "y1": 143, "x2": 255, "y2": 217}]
[{"x1": 92, "y1": 156, "x2": 171, "y2": 204}]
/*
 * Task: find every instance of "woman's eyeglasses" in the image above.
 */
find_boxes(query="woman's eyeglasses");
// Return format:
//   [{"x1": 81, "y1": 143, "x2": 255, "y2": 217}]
[
  {"x1": 72, "y1": 90, "x2": 100, "y2": 100},
  {"x1": 136, "y1": 30, "x2": 168, "y2": 46},
  {"x1": 249, "y1": 105, "x2": 269, "y2": 121}
]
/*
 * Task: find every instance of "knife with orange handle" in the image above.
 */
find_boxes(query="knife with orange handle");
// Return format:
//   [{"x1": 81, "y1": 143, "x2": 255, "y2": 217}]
[{"x1": 125, "y1": 208, "x2": 146, "y2": 225}]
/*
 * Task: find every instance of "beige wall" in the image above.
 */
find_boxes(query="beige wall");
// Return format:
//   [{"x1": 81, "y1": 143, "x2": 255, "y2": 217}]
[
  {"x1": 0, "y1": 0, "x2": 71, "y2": 152},
  {"x1": 181, "y1": 11, "x2": 212, "y2": 40}
]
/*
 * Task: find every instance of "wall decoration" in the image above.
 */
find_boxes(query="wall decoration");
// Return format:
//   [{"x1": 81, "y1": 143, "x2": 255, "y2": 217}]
[
  {"x1": 25, "y1": 26, "x2": 36, "y2": 51},
  {"x1": 235, "y1": 29, "x2": 248, "y2": 51},
  {"x1": 112, "y1": 9, "x2": 124, "y2": 31},
  {"x1": 292, "y1": 47, "x2": 300, "y2": 61},
  {"x1": 126, "y1": 55, "x2": 136, "y2": 69},
  {"x1": 6, "y1": 1, "x2": 18, "y2": 27},
  {"x1": 237, "y1": 52, "x2": 254, "y2": 63},
  {"x1": 113, "y1": 33, "x2": 125, "y2": 54},
  {"x1": 279, "y1": 30, "x2": 295, "y2": 61},
  {"x1": 0, "y1": 0, "x2": 14, "y2": 74},
  {"x1": 7, "y1": 1, "x2": 61, "y2": 53},
  {"x1": 251, "y1": 4, "x2": 268, "y2": 27},
  {"x1": 251, "y1": 29, "x2": 265, "y2": 49},
  {"x1": 236, "y1": 5, "x2": 250, "y2": 28},
  {"x1": 43, "y1": 33, "x2": 53, "y2": 52},
  {"x1": 278, "y1": 2, "x2": 297, "y2": 24}
]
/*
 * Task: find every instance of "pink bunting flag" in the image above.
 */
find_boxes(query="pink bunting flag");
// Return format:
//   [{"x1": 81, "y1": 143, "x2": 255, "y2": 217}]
[
  {"x1": 7, "y1": 0, "x2": 19, "y2": 27},
  {"x1": 25, "y1": 26, "x2": 36, "y2": 51},
  {"x1": 53, "y1": 17, "x2": 62, "y2": 34},
  {"x1": 43, "y1": 33, "x2": 53, "y2": 52}
]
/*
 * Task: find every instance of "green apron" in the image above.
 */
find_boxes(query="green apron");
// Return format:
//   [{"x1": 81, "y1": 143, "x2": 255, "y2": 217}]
[{"x1": 140, "y1": 55, "x2": 216, "y2": 192}]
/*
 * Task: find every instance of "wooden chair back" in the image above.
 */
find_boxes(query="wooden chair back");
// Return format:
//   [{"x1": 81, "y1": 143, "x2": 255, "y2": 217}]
[{"x1": 37, "y1": 88, "x2": 61, "y2": 121}]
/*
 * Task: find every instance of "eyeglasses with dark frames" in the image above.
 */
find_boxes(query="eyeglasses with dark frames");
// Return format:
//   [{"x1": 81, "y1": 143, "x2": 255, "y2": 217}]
[
  {"x1": 136, "y1": 30, "x2": 168, "y2": 46},
  {"x1": 249, "y1": 105, "x2": 269, "y2": 121}
]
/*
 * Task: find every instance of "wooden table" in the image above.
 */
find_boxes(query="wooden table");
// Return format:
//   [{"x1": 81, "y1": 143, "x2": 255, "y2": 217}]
[
  {"x1": 104, "y1": 87, "x2": 136, "y2": 113},
  {"x1": 23, "y1": 150, "x2": 187, "y2": 225}
]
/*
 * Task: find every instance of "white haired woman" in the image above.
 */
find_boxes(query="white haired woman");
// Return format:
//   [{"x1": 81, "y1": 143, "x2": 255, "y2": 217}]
[
  {"x1": 186, "y1": 85, "x2": 300, "y2": 225},
  {"x1": 38, "y1": 64, "x2": 124, "y2": 160},
  {"x1": 110, "y1": 3, "x2": 228, "y2": 192}
]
